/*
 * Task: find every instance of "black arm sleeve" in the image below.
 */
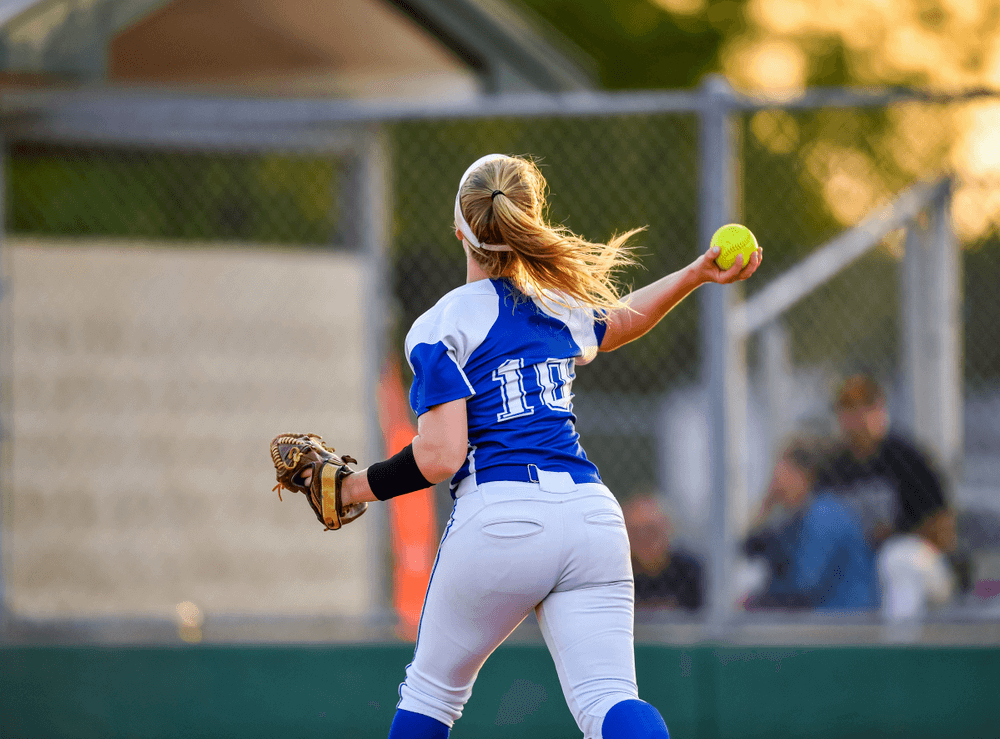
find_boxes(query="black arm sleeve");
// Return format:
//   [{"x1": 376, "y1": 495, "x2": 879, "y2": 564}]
[{"x1": 367, "y1": 444, "x2": 432, "y2": 501}]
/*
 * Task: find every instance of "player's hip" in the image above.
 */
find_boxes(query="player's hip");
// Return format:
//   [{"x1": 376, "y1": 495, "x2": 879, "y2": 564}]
[{"x1": 448, "y1": 471, "x2": 629, "y2": 574}]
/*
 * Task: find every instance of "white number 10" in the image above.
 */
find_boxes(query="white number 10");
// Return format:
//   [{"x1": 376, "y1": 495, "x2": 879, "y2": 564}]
[{"x1": 493, "y1": 357, "x2": 574, "y2": 422}]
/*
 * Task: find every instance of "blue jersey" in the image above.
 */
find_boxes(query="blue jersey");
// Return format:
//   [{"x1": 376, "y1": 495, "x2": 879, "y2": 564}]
[{"x1": 405, "y1": 278, "x2": 607, "y2": 493}]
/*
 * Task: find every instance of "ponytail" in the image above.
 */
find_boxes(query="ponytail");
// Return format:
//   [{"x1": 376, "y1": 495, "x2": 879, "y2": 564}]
[{"x1": 456, "y1": 155, "x2": 641, "y2": 313}]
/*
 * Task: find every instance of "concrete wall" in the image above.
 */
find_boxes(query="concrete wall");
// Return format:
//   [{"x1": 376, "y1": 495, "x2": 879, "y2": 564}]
[{"x1": 2, "y1": 238, "x2": 374, "y2": 619}]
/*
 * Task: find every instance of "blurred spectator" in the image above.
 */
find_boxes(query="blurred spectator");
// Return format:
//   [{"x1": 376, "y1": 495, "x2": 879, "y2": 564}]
[
  {"x1": 819, "y1": 372, "x2": 973, "y2": 624},
  {"x1": 744, "y1": 438, "x2": 820, "y2": 609},
  {"x1": 744, "y1": 434, "x2": 879, "y2": 611},
  {"x1": 816, "y1": 373, "x2": 952, "y2": 547},
  {"x1": 623, "y1": 494, "x2": 703, "y2": 611}
]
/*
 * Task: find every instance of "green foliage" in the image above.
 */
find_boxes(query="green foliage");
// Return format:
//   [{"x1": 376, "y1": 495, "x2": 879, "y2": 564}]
[
  {"x1": 7, "y1": 145, "x2": 337, "y2": 245},
  {"x1": 519, "y1": 0, "x2": 726, "y2": 89}
]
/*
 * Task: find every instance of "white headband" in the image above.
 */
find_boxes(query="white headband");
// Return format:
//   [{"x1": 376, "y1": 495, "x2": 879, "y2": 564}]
[{"x1": 454, "y1": 153, "x2": 514, "y2": 253}]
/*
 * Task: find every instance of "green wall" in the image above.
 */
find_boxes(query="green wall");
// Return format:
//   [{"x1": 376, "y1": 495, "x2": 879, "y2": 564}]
[{"x1": 3, "y1": 644, "x2": 999, "y2": 738}]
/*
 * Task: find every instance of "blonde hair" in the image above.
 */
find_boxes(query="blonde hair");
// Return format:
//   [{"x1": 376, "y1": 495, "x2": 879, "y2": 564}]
[{"x1": 456, "y1": 156, "x2": 642, "y2": 312}]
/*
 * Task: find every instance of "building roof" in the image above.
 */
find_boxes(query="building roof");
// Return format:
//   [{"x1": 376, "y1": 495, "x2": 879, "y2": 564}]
[{"x1": 0, "y1": 0, "x2": 595, "y2": 95}]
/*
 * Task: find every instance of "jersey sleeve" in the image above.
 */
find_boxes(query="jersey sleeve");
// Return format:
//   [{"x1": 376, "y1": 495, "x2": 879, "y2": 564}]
[
  {"x1": 406, "y1": 339, "x2": 475, "y2": 417},
  {"x1": 571, "y1": 306, "x2": 602, "y2": 365},
  {"x1": 593, "y1": 309, "x2": 609, "y2": 349},
  {"x1": 403, "y1": 286, "x2": 499, "y2": 417},
  {"x1": 527, "y1": 290, "x2": 605, "y2": 364}
]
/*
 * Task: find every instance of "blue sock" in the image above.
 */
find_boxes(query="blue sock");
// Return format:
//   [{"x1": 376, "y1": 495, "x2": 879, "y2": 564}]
[
  {"x1": 601, "y1": 699, "x2": 669, "y2": 739},
  {"x1": 387, "y1": 708, "x2": 450, "y2": 739}
]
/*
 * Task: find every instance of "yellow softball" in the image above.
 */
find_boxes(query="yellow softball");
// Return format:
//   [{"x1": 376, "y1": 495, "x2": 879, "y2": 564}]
[{"x1": 711, "y1": 224, "x2": 758, "y2": 270}]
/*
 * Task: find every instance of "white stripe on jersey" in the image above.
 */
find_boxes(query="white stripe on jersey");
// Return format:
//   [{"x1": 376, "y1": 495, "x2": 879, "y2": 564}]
[{"x1": 404, "y1": 281, "x2": 500, "y2": 381}]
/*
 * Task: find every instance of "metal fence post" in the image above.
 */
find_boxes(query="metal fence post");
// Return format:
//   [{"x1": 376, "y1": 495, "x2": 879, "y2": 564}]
[
  {"x1": 903, "y1": 180, "x2": 963, "y2": 486},
  {"x1": 698, "y1": 75, "x2": 747, "y2": 635},
  {"x1": 357, "y1": 123, "x2": 393, "y2": 620},
  {"x1": 761, "y1": 320, "x2": 794, "y2": 460},
  {"x1": 902, "y1": 219, "x2": 924, "y2": 437},
  {"x1": 926, "y1": 181, "x2": 963, "y2": 483},
  {"x1": 0, "y1": 135, "x2": 5, "y2": 633},
  {"x1": 931, "y1": 180, "x2": 963, "y2": 484}
]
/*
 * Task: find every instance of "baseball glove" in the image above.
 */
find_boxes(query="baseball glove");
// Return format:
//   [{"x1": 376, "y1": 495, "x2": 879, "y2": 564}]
[{"x1": 270, "y1": 433, "x2": 367, "y2": 531}]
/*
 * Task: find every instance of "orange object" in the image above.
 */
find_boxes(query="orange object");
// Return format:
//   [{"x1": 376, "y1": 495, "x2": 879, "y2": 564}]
[{"x1": 378, "y1": 355, "x2": 438, "y2": 641}]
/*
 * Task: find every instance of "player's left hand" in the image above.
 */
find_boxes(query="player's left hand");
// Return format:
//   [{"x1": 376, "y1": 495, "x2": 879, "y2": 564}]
[
  {"x1": 695, "y1": 244, "x2": 763, "y2": 285},
  {"x1": 271, "y1": 433, "x2": 368, "y2": 531}
]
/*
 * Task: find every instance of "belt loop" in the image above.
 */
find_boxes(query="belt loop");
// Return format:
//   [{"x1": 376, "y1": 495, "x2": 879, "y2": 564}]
[{"x1": 527, "y1": 464, "x2": 539, "y2": 483}]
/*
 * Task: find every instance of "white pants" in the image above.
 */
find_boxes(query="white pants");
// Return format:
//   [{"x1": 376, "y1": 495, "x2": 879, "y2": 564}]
[{"x1": 397, "y1": 474, "x2": 638, "y2": 739}]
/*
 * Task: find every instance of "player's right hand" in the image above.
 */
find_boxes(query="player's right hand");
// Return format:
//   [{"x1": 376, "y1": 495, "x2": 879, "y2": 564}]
[{"x1": 696, "y1": 244, "x2": 762, "y2": 285}]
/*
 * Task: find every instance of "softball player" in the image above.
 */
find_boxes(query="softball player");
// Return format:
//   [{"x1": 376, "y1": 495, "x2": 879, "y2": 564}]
[{"x1": 336, "y1": 154, "x2": 761, "y2": 739}]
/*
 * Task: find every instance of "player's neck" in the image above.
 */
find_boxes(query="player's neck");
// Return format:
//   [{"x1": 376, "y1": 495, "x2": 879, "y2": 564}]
[{"x1": 466, "y1": 252, "x2": 490, "y2": 283}]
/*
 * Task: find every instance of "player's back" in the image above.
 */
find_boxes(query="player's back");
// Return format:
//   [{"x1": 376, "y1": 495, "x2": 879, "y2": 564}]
[{"x1": 405, "y1": 278, "x2": 604, "y2": 492}]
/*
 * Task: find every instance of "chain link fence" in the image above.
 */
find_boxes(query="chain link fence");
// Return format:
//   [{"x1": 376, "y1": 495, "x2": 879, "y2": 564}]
[{"x1": 2, "y1": 84, "x2": 999, "y2": 640}]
